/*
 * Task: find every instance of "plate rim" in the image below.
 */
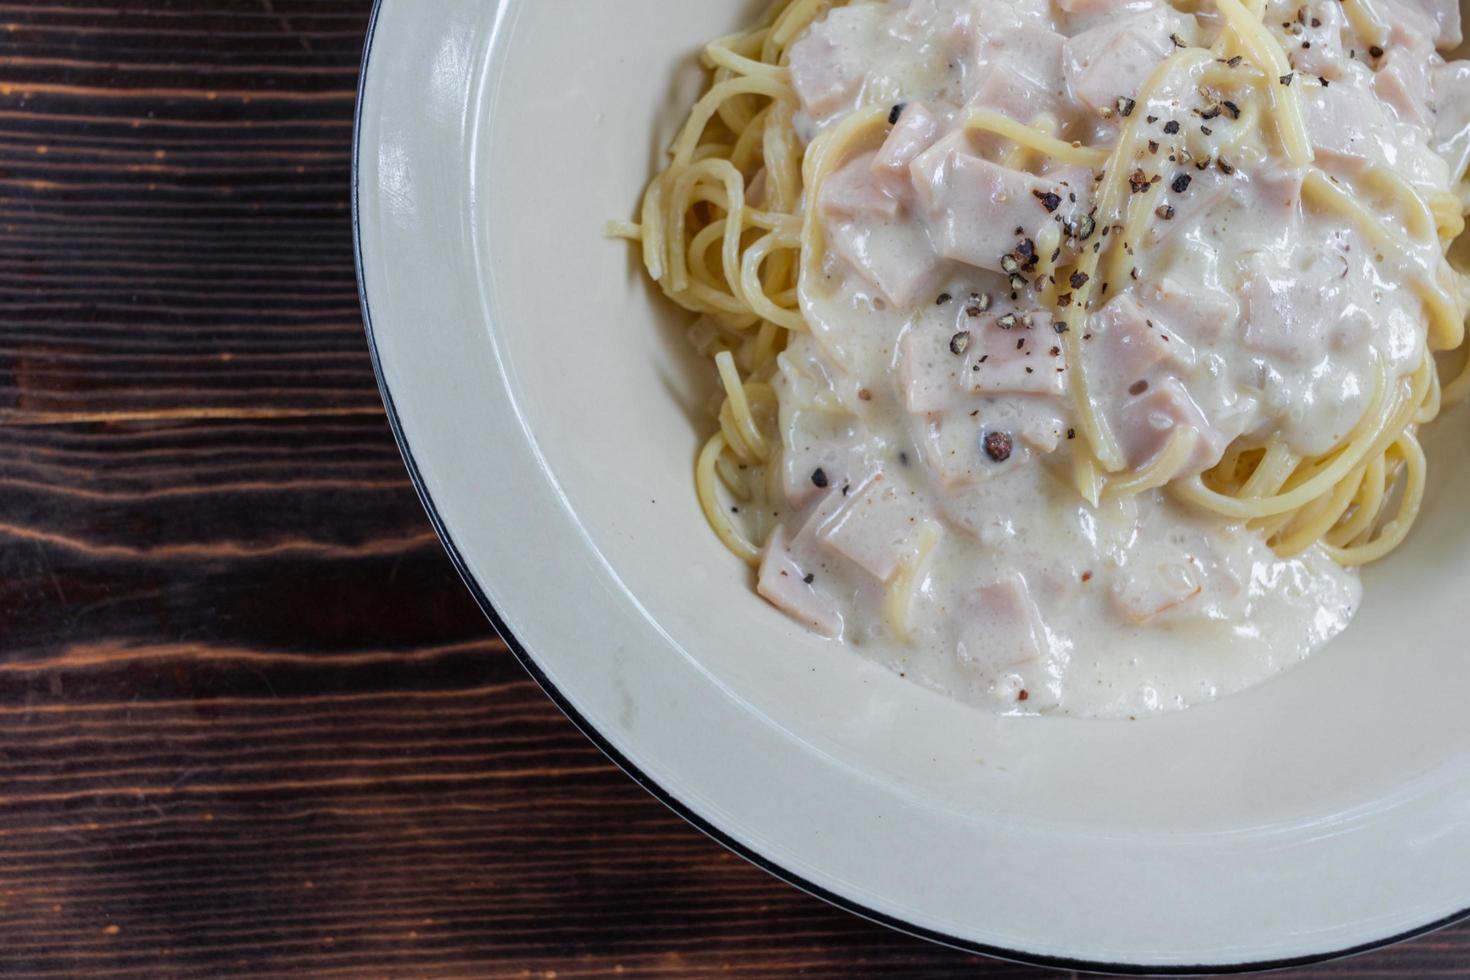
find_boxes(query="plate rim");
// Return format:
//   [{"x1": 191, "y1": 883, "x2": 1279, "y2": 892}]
[{"x1": 349, "y1": 0, "x2": 1470, "y2": 971}]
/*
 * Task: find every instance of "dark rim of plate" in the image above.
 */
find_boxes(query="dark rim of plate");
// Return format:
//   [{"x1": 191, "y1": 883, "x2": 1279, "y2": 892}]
[{"x1": 349, "y1": 1, "x2": 1470, "y2": 972}]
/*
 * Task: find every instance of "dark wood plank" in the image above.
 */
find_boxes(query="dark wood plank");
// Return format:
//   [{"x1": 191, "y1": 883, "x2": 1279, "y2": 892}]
[{"x1": 0, "y1": 1, "x2": 1466, "y2": 976}]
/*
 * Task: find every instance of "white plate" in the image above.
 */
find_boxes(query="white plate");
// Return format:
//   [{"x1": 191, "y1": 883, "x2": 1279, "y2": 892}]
[{"x1": 353, "y1": 0, "x2": 1470, "y2": 970}]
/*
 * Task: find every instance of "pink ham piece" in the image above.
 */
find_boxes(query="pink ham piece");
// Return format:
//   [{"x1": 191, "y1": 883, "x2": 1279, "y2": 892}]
[
  {"x1": 757, "y1": 527, "x2": 843, "y2": 638},
  {"x1": 817, "y1": 476, "x2": 923, "y2": 582},
  {"x1": 1138, "y1": 278, "x2": 1238, "y2": 345},
  {"x1": 956, "y1": 573, "x2": 1051, "y2": 669},
  {"x1": 969, "y1": 27, "x2": 1067, "y2": 123},
  {"x1": 819, "y1": 151, "x2": 906, "y2": 221},
  {"x1": 964, "y1": 312, "x2": 1068, "y2": 398},
  {"x1": 778, "y1": 406, "x2": 873, "y2": 509},
  {"x1": 909, "y1": 135, "x2": 1077, "y2": 272},
  {"x1": 1090, "y1": 294, "x2": 1189, "y2": 382},
  {"x1": 1433, "y1": 63, "x2": 1470, "y2": 181},
  {"x1": 1300, "y1": 81, "x2": 1392, "y2": 172},
  {"x1": 873, "y1": 103, "x2": 942, "y2": 176},
  {"x1": 1117, "y1": 377, "x2": 1225, "y2": 474},
  {"x1": 1379, "y1": 0, "x2": 1461, "y2": 49},
  {"x1": 1240, "y1": 249, "x2": 1371, "y2": 365},
  {"x1": 1112, "y1": 553, "x2": 1205, "y2": 624},
  {"x1": 786, "y1": 6, "x2": 877, "y2": 119},
  {"x1": 1063, "y1": 8, "x2": 1192, "y2": 112},
  {"x1": 1373, "y1": 41, "x2": 1436, "y2": 125},
  {"x1": 825, "y1": 219, "x2": 943, "y2": 309}
]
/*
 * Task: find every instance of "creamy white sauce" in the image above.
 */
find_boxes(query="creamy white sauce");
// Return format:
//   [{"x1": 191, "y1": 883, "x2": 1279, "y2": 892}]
[{"x1": 745, "y1": 0, "x2": 1468, "y2": 717}]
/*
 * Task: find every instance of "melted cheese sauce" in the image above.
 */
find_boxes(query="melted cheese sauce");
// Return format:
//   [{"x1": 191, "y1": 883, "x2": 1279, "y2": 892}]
[{"x1": 748, "y1": 0, "x2": 1468, "y2": 716}]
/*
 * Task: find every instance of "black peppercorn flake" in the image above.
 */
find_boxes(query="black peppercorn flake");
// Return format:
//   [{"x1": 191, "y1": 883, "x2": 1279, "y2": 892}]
[
  {"x1": 888, "y1": 103, "x2": 906, "y2": 125},
  {"x1": 811, "y1": 468, "x2": 829, "y2": 488},
  {"x1": 1171, "y1": 173, "x2": 1192, "y2": 193}
]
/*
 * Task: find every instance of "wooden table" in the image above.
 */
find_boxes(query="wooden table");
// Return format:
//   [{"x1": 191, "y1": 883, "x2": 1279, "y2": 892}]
[{"x1": 0, "y1": 2, "x2": 1465, "y2": 975}]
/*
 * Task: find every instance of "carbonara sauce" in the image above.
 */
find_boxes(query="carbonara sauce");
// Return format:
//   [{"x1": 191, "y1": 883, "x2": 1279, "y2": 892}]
[{"x1": 745, "y1": 0, "x2": 1469, "y2": 716}]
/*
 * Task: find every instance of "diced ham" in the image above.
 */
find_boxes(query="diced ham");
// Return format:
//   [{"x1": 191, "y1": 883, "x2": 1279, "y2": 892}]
[
  {"x1": 1301, "y1": 81, "x2": 1391, "y2": 173},
  {"x1": 777, "y1": 396, "x2": 875, "y2": 508},
  {"x1": 825, "y1": 219, "x2": 943, "y2": 309},
  {"x1": 1432, "y1": 63, "x2": 1470, "y2": 181},
  {"x1": 1112, "y1": 553, "x2": 1204, "y2": 624},
  {"x1": 898, "y1": 327, "x2": 966, "y2": 414},
  {"x1": 873, "y1": 103, "x2": 942, "y2": 175},
  {"x1": 956, "y1": 573, "x2": 1051, "y2": 669},
  {"x1": 1379, "y1": 0, "x2": 1461, "y2": 50},
  {"x1": 1090, "y1": 294, "x2": 1188, "y2": 383},
  {"x1": 964, "y1": 312, "x2": 1069, "y2": 398},
  {"x1": 820, "y1": 151, "x2": 905, "y2": 221},
  {"x1": 1143, "y1": 168, "x2": 1235, "y2": 249},
  {"x1": 909, "y1": 137, "x2": 1077, "y2": 272},
  {"x1": 1240, "y1": 248, "x2": 1372, "y2": 365},
  {"x1": 970, "y1": 27, "x2": 1067, "y2": 123},
  {"x1": 817, "y1": 476, "x2": 922, "y2": 582},
  {"x1": 1300, "y1": 79, "x2": 1448, "y2": 188},
  {"x1": 1063, "y1": 8, "x2": 1192, "y2": 112},
  {"x1": 1373, "y1": 43, "x2": 1435, "y2": 125},
  {"x1": 1138, "y1": 278, "x2": 1238, "y2": 345},
  {"x1": 1117, "y1": 377, "x2": 1225, "y2": 474},
  {"x1": 757, "y1": 527, "x2": 844, "y2": 638},
  {"x1": 786, "y1": 7, "x2": 877, "y2": 119}
]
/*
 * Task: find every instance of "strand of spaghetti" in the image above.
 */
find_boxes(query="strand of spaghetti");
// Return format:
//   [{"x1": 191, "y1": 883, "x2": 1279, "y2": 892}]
[
  {"x1": 705, "y1": 35, "x2": 786, "y2": 78},
  {"x1": 715, "y1": 350, "x2": 768, "y2": 461},
  {"x1": 1271, "y1": 461, "x2": 1367, "y2": 557},
  {"x1": 1362, "y1": 165, "x2": 1436, "y2": 243},
  {"x1": 1237, "y1": 441, "x2": 1299, "y2": 498},
  {"x1": 740, "y1": 228, "x2": 806, "y2": 331},
  {"x1": 884, "y1": 522, "x2": 942, "y2": 642},
  {"x1": 1340, "y1": 0, "x2": 1390, "y2": 46},
  {"x1": 1327, "y1": 453, "x2": 1387, "y2": 547},
  {"x1": 960, "y1": 107, "x2": 1109, "y2": 167},
  {"x1": 670, "y1": 75, "x2": 792, "y2": 169},
  {"x1": 1060, "y1": 48, "x2": 1211, "y2": 474},
  {"x1": 665, "y1": 159, "x2": 744, "y2": 292},
  {"x1": 1103, "y1": 429, "x2": 1198, "y2": 498},
  {"x1": 1215, "y1": 0, "x2": 1313, "y2": 165},
  {"x1": 763, "y1": 100, "x2": 803, "y2": 211},
  {"x1": 696, "y1": 433, "x2": 760, "y2": 564},
  {"x1": 1322, "y1": 433, "x2": 1426, "y2": 564},
  {"x1": 1172, "y1": 358, "x2": 1393, "y2": 519},
  {"x1": 769, "y1": 0, "x2": 831, "y2": 53}
]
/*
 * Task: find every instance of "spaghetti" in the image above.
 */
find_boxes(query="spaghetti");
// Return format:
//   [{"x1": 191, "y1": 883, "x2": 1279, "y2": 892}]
[{"x1": 613, "y1": 0, "x2": 1470, "y2": 573}]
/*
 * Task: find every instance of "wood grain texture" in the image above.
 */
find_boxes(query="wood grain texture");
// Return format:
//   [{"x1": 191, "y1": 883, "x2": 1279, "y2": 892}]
[{"x1": 1, "y1": 1, "x2": 1467, "y2": 976}]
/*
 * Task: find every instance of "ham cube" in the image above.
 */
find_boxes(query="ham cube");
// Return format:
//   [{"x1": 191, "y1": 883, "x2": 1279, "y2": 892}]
[
  {"x1": 820, "y1": 151, "x2": 905, "y2": 221},
  {"x1": 970, "y1": 27, "x2": 1067, "y2": 123},
  {"x1": 965, "y1": 313, "x2": 1069, "y2": 398},
  {"x1": 826, "y1": 219, "x2": 942, "y2": 309},
  {"x1": 898, "y1": 327, "x2": 966, "y2": 414},
  {"x1": 1138, "y1": 278, "x2": 1238, "y2": 345},
  {"x1": 779, "y1": 406, "x2": 873, "y2": 508},
  {"x1": 1090, "y1": 294, "x2": 1187, "y2": 382},
  {"x1": 1117, "y1": 377, "x2": 1224, "y2": 474},
  {"x1": 956, "y1": 574, "x2": 1051, "y2": 670},
  {"x1": 1112, "y1": 553, "x2": 1204, "y2": 624},
  {"x1": 1301, "y1": 82, "x2": 1389, "y2": 173},
  {"x1": 757, "y1": 527, "x2": 843, "y2": 638},
  {"x1": 1373, "y1": 44, "x2": 1435, "y2": 125},
  {"x1": 818, "y1": 476, "x2": 922, "y2": 582},
  {"x1": 1064, "y1": 8, "x2": 1192, "y2": 112},
  {"x1": 1433, "y1": 63, "x2": 1470, "y2": 181},
  {"x1": 910, "y1": 137, "x2": 1075, "y2": 272},
  {"x1": 873, "y1": 103, "x2": 942, "y2": 175},
  {"x1": 1379, "y1": 0, "x2": 1461, "y2": 49},
  {"x1": 786, "y1": 7, "x2": 877, "y2": 119},
  {"x1": 1241, "y1": 248, "x2": 1368, "y2": 365}
]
